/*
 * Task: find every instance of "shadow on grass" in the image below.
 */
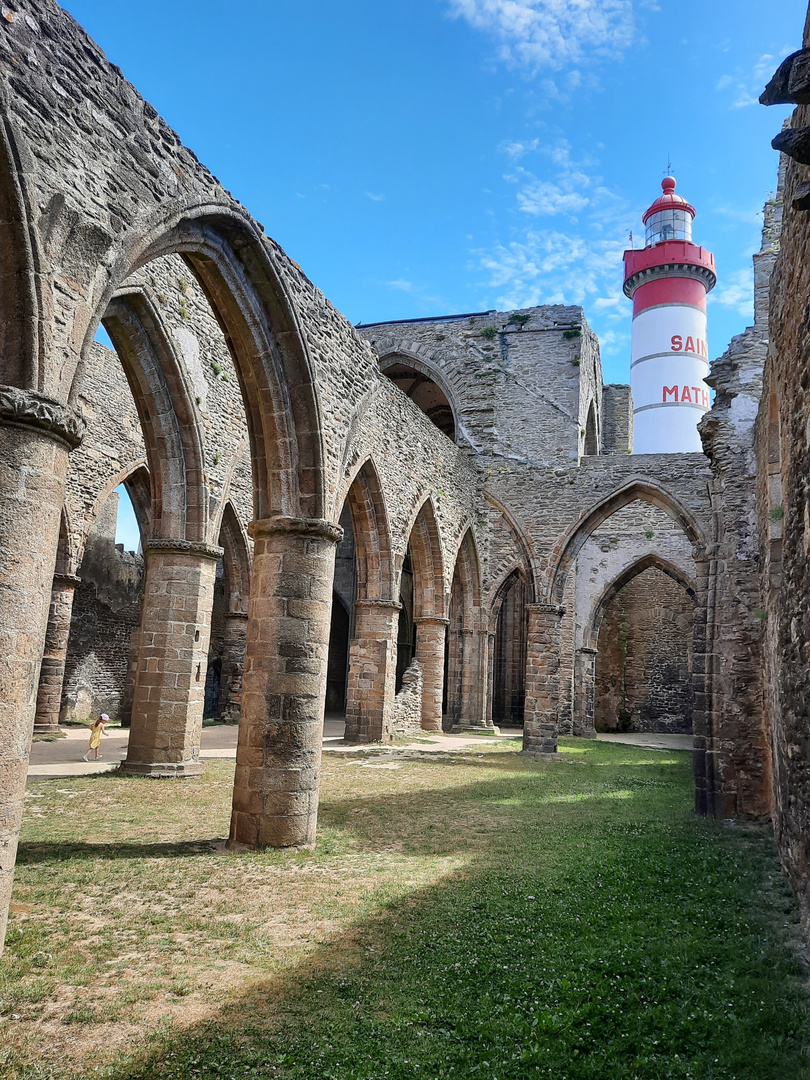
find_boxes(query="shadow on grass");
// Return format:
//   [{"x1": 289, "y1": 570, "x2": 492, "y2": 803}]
[
  {"x1": 37, "y1": 749, "x2": 802, "y2": 1080},
  {"x1": 15, "y1": 838, "x2": 224, "y2": 866}
]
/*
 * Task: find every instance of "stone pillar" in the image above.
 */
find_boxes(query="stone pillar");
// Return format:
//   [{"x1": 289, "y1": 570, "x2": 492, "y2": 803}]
[
  {"x1": 0, "y1": 387, "x2": 86, "y2": 955},
  {"x1": 219, "y1": 611, "x2": 248, "y2": 723},
  {"x1": 451, "y1": 625, "x2": 493, "y2": 732},
  {"x1": 33, "y1": 573, "x2": 80, "y2": 734},
  {"x1": 573, "y1": 646, "x2": 598, "y2": 738},
  {"x1": 344, "y1": 599, "x2": 400, "y2": 744},
  {"x1": 485, "y1": 630, "x2": 496, "y2": 727},
  {"x1": 121, "y1": 539, "x2": 221, "y2": 778},
  {"x1": 229, "y1": 516, "x2": 342, "y2": 850},
  {"x1": 415, "y1": 616, "x2": 449, "y2": 732},
  {"x1": 522, "y1": 603, "x2": 564, "y2": 757}
]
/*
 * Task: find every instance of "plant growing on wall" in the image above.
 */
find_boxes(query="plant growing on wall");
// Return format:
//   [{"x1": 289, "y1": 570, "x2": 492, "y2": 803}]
[
  {"x1": 508, "y1": 313, "x2": 531, "y2": 328},
  {"x1": 480, "y1": 327, "x2": 498, "y2": 341}
]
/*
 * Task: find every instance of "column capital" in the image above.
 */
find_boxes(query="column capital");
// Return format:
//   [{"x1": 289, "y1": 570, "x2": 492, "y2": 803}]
[
  {"x1": 144, "y1": 538, "x2": 223, "y2": 561},
  {"x1": 249, "y1": 516, "x2": 343, "y2": 544},
  {"x1": 0, "y1": 384, "x2": 87, "y2": 450},
  {"x1": 578, "y1": 646, "x2": 598, "y2": 655},
  {"x1": 354, "y1": 598, "x2": 402, "y2": 611},
  {"x1": 224, "y1": 609, "x2": 249, "y2": 620},
  {"x1": 414, "y1": 615, "x2": 450, "y2": 626}
]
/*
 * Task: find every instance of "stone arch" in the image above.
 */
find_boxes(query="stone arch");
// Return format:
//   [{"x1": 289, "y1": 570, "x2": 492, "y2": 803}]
[
  {"x1": 379, "y1": 352, "x2": 459, "y2": 442},
  {"x1": 483, "y1": 493, "x2": 538, "y2": 606},
  {"x1": 445, "y1": 527, "x2": 487, "y2": 730},
  {"x1": 588, "y1": 554, "x2": 696, "y2": 737},
  {"x1": 340, "y1": 457, "x2": 394, "y2": 602},
  {"x1": 403, "y1": 495, "x2": 446, "y2": 620},
  {"x1": 209, "y1": 501, "x2": 252, "y2": 723},
  {"x1": 489, "y1": 566, "x2": 529, "y2": 729},
  {"x1": 217, "y1": 501, "x2": 251, "y2": 615},
  {"x1": 82, "y1": 461, "x2": 151, "y2": 561},
  {"x1": 584, "y1": 553, "x2": 696, "y2": 652},
  {"x1": 101, "y1": 290, "x2": 207, "y2": 543},
  {"x1": 0, "y1": 116, "x2": 39, "y2": 392},
  {"x1": 547, "y1": 479, "x2": 707, "y2": 605},
  {"x1": 73, "y1": 205, "x2": 325, "y2": 521},
  {"x1": 397, "y1": 496, "x2": 447, "y2": 732}
]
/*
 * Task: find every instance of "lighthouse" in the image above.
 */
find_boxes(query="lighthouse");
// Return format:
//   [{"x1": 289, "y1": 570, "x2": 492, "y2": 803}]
[{"x1": 623, "y1": 177, "x2": 716, "y2": 454}]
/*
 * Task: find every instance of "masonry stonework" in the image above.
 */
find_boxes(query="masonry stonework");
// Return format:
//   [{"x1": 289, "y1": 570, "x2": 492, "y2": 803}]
[{"x1": 2, "y1": 0, "x2": 810, "y2": 953}]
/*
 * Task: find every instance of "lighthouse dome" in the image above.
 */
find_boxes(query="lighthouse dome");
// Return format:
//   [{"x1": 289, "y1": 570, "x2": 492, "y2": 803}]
[{"x1": 642, "y1": 177, "x2": 696, "y2": 247}]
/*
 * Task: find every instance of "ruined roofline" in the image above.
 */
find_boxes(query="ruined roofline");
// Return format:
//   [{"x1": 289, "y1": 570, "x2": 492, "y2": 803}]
[
  {"x1": 356, "y1": 303, "x2": 587, "y2": 331},
  {"x1": 356, "y1": 311, "x2": 495, "y2": 328}
]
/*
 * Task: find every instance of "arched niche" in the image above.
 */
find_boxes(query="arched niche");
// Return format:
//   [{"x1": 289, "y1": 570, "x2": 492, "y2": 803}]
[
  {"x1": 379, "y1": 354, "x2": 457, "y2": 441},
  {"x1": 592, "y1": 558, "x2": 695, "y2": 735}
]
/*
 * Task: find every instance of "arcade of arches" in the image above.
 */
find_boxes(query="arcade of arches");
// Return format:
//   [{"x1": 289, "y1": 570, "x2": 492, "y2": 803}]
[{"x1": 2, "y1": 0, "x2": 810, "y2": 951}]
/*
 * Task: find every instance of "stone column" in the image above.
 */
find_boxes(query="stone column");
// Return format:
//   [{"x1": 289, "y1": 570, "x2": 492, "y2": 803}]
[
  {"x1": 485, "y1": 630, "x2": 496, "y2": 727},
  {"x1": 522, "y1": 603, "x2": 564, "y2": 757},
  {"x1": 451, "y1": 625, "x2": 493, "y2": 732},
  {"x1": 0, "y1": 387, "x2": 86, "y2": 955},
  {"x1": 344, "y1": 599, "x2": 400, "y2": 744},
  {"x1": 229, "y1": 516, "x2": 342, "y2": 850},
  {"x1": 218, "y1": 611, "x2": 248, "y2": 723},
  {"x1": 573, "y1": 646, "x2": 598, "y2": 738},
  {"x1": 414, "y1": 616, "x2": 449, "y2": 732},
  {"x1": 122, "y1": 539, "x2": 221, "y2": 778},
  {"x1": 33, "y1": 573, "x2": 80, "y2": 734}
]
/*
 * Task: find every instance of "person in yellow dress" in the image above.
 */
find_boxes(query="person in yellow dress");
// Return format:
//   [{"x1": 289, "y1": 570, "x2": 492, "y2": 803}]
[{"x1": 83, "y1": 714, "x2": 109, "y2": 761}]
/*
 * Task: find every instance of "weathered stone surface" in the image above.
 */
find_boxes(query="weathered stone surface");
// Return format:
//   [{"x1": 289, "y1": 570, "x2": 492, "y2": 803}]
[{"x1": 760, "y1": 49, "x2": 810, "y2": 106}]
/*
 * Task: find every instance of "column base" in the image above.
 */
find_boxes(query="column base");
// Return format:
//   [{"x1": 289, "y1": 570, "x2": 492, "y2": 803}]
[
  {"x1": 119, "y1": 759, "x2": 203, "y2": 779},
  {"x1": 32, "y1": 723, "x2": 63, "y2": 736},
  {"x1": 522, "y1": 749, "x2": 560, "y2": 761},
  {"x1": 450, "y1": 724, "x2": 501, "y2": 735}
]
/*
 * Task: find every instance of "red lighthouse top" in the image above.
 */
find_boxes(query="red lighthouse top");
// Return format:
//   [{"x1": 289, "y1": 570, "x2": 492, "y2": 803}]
[
  {"x1": 642, "y1": 177, "x2": 696, "y2": 226},
  {"x1": 623, "y1": 175, "x2": 716, "y2": 303}
]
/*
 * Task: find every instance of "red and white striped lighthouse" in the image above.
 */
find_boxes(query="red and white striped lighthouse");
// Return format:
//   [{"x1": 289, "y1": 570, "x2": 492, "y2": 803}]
[{"x1": 623, "y1": 177, "x2": 716, "y2": 454}]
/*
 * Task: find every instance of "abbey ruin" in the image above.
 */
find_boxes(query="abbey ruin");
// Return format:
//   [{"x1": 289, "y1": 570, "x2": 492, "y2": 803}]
[{"x1": 2, "y1": 0, "x2": 810, "y2": 953}]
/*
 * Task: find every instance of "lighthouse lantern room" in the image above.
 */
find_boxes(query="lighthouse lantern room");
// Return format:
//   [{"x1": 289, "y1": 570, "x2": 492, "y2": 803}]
[{"x1": 623, "y1": 177, "x2": 716, "y2": 454}]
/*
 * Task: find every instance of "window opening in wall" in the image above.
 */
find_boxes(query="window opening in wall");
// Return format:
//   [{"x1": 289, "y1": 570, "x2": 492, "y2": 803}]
[
  {"x1": 383, "y1": 363, "x2": 456, "y2": 441},
  {"x1": 94, "y1": 323, "x2": 115, "y2": 349},
  {"x1": 115, "y1": 484, "x2": 142, "y2": 555},
  {"x1": 584, "y1": 401, "x2": 598, "y2": 456}
]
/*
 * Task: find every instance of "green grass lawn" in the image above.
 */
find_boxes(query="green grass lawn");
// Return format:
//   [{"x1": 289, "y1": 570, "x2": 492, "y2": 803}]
[{"x1": 1, "y1": 739, "x2": 807, "y2": 1079}]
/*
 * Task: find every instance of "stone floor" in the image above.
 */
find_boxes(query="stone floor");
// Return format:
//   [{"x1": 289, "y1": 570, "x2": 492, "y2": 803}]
[{"x1": 26, "y1": 723, "x2": 692, "y2": 780}]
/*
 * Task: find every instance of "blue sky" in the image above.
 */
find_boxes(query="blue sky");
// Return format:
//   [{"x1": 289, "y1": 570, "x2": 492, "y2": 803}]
[{"x1": 68, "y1": 0, "x2": 800, "y2": 546}]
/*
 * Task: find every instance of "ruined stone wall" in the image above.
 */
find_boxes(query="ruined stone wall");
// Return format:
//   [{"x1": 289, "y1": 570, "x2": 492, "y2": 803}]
[
  {"x1": 756, "y1": 52, "x2": 810, "y2": 918},
  {"x1": 594, "y1": 568, "x2": 694, "y2": 735},
  {"x1": 698, "y1": 160, "x2": 782, "y2": 821},
  {"x1": 61, "y1": 493, "x2": 144, "y2": 722}
]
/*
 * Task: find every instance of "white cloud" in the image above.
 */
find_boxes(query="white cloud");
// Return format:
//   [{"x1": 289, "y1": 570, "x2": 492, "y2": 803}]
[
  {"x1": 366, "y1": 191, "x2": 386, "y2": 202},
  {"x1": 446, "y1": 0, "x2": 635, "y2": 73},
  {"x1": 709, "y1": 267, "x2": 754, "y2": 319},
  {"x1": 515, "y1": 179, "x2": 590, "y2": 216},
  {"x1": 715, "y1": 51, "x2": 790, "y2": 110},
  {"x1": 471, "y1": 147, "x2": 639, "y2": 358}
]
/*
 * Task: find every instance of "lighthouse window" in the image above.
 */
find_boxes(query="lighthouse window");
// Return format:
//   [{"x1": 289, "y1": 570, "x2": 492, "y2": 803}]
[{"x1": 646, "y1": 207, "x2": 692, "y2": 246}]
